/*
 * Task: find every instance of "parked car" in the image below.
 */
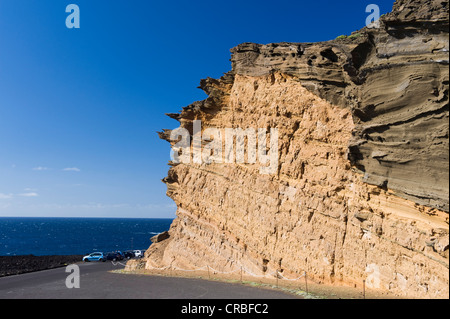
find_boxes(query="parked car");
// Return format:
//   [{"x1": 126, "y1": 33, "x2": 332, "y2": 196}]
[
  {"x1": 133, "y1": 250, "x2": 145, "y2": 258},
  {"x1": 123, "y1": 251, "x2": 135, "y2": 259},
  {"x1": 83, "y1": 252, "x2": 106, "y2": 262},
  {"x1": 115, "y1": 251, "x2": 124, "y2": 260},
  {"x1": 105, "y1": 252, "x2": 121, "y2": 262}
]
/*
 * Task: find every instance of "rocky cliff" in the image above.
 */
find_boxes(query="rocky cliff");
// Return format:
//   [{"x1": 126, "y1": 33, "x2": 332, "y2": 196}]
[{"x1": 129, "y1": 0, "x2": 449, "y2": 298}]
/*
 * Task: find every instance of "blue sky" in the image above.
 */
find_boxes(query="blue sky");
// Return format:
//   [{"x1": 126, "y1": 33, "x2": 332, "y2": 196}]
[{"x1": 0, "y1": 0, "x2": 395, "y2": 218}]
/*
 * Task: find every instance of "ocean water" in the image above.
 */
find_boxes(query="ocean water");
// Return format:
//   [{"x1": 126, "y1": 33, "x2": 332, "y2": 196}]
[{"x1": 0, "y1": 217, "x2": 173, "y2": 256}]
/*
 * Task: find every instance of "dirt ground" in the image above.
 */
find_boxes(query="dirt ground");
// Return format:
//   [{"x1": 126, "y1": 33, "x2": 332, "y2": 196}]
[{"x1": 120, "y1": 267, "x2": 404, "y2": 299}]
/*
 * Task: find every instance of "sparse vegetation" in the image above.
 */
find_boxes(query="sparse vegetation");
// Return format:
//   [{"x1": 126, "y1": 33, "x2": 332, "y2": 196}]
[
  {"x1": 336, "y1": 35, "x2": 348, "y2": 40},
  {"x1": 336, "y1": 32, "x2": 362, "y2": 40},
  {"x1": 349, "y1": 33, "x2": 362, "y2": 39}
]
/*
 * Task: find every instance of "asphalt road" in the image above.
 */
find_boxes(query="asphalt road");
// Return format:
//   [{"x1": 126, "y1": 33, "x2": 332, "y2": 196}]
[{"x1": 0, "y1": 261, "x2": 300, "y2": 299}]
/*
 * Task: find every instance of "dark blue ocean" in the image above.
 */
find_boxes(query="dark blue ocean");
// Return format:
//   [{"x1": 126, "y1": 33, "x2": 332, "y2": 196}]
[{"x1": 0, "y1": 217, "x2": 173, "y2": 256}]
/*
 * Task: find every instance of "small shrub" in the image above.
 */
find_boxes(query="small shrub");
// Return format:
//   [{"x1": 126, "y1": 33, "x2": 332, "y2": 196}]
[{"x1": 349, "y1": 33, "x2": 362, "y2": 39}]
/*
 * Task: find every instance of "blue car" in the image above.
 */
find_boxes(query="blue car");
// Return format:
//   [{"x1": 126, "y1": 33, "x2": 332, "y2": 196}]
[{"x1": 82, "y1": 252, "x2": 106, "y2": 262}]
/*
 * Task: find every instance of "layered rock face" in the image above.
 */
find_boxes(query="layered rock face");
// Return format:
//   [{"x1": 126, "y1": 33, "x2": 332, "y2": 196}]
[{"x1": 130, "y1": 0, "x2": 449, "y2": 298}]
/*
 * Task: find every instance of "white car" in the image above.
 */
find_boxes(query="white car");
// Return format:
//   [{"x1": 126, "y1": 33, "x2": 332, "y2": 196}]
[{"x1": 133, "y1": 250, "x2": 145, "y2": 258}]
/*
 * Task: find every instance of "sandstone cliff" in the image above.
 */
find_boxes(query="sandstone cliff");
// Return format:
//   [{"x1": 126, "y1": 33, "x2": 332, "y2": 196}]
[{"x1": 129, "y1": 0, "x2": 449, "y2": 298}]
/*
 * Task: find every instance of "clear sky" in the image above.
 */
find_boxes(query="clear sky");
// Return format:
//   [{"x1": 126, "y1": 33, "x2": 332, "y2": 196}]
[{"x1": 0, "y1": 0, "x2": 395, "y2": 218}]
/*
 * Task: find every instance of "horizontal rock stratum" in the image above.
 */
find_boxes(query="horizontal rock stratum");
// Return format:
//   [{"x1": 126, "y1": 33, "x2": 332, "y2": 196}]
[{"x1": 128, "y1": 0, "x2": 449, "y2": 298}]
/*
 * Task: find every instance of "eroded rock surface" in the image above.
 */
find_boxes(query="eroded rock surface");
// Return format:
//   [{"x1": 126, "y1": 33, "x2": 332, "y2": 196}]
[{"x1": 129, "y1": 0, "x2": 449, "y2": 298}]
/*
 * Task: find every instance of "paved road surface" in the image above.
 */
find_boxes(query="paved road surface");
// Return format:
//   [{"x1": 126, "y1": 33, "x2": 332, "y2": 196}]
[{"x1": 0, "y1": 261, "x2": 300, "y2": 299}]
